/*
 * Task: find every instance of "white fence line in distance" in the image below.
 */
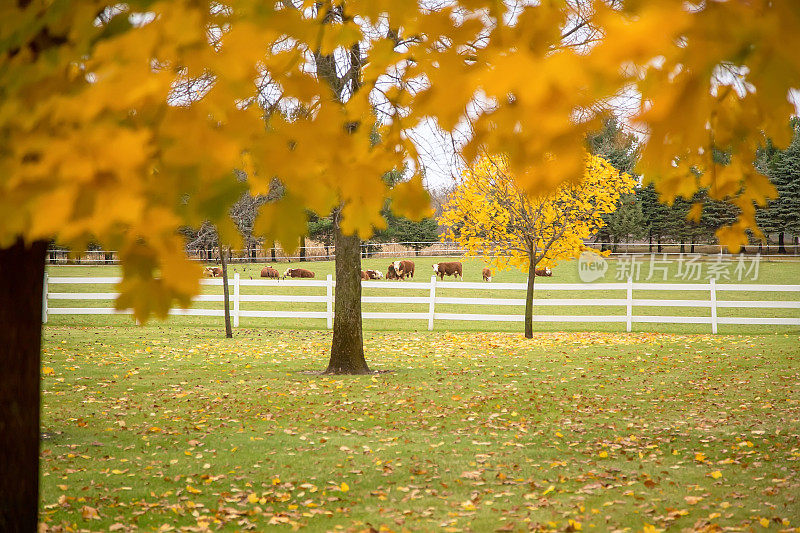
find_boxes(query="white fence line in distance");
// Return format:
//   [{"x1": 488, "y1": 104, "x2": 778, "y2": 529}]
[{"x1": 43, "y1": 275, "x2": 800, "y2": 333}]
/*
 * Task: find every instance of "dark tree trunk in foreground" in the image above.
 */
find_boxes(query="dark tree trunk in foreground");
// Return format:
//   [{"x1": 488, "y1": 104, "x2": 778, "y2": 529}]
[
  {"x1": 0, "y1": 238, "x2": 47, "y2": 532},
  {"x1": 524, "y1": 253, "x2": 536, "y2": 339},
  {"x1": 778, "y1": 232, "x2": 787, "y2": 254},
  {"x1": 221, "y1": 246, "x2": 233, "y2": 338},
  {"x1": 326, "y1": 215, "x2": 370, "y2": 374}
]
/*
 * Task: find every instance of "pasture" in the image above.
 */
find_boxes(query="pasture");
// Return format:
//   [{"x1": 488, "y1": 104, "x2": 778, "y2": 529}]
[
  {"x1": 39, "y1": 327, "x2": 800, "y2": 531},
  {"x1": 45, "y1": 256, "x2": 800, "y2": 334}
]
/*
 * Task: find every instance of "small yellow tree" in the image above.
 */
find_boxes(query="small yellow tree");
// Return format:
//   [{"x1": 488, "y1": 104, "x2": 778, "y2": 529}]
[{"x1": 440, "y1": 154, "x2": 636, "y2": 338}]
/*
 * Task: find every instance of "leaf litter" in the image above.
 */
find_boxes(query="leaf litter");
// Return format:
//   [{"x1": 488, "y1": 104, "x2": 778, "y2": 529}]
[{"x1": 38, "y1": 327, "x2": 799, "y2": 532}]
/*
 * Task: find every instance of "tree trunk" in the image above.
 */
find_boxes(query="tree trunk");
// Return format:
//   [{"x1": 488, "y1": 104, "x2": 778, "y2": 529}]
[
  {"x1": 524, "y1": 254, "x2": 536, "y2": 339},
  {"x1": 0, "y1": 238, "x2": 47, "y2": 532},
  {"x1": 326, "y1": 215, "x2": 369, "y2": 374},
  {"x1": 648, "y1": 230, "x2": 653, "y2": 253},
  {"x1": 271, "y1": 243, "x2": 276, "y2": 262},
  {"x1": 778, "y1": 232, "x2": 787, "y2": 254},
  {"x1": 221, "y1": 246, "x2": 233, "y2": 338},
  {"x1": 300, "y1": 236, "x2": 306, "y2": 262}
]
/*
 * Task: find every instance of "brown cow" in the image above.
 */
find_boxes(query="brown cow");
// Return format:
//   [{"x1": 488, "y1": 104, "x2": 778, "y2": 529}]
[
  {"x1": 386, "y1": 265, "x2": 400, "y2": 280},
  {"x1": 361, "y1": 269, "x2": 383, "y2": 280},
  {"x1": 432, "y1": 261, "x2": 462, "y2": 280},
  {"x1": 535, "y1": 266, "x2": 553, "y2": 277},
  {"x1": 203, "y1": 267, "x2": 223, "y2": 277},
  {"x1": 482, "y1": 267, "x2": 492, "y2": 282},
  {"x1": 260, "y1": 266, "x2": 279, "y2": 279},
  {"x1": 389, "y1": 260, "x2": 415, "y2": 280},
  {"x1": 283, "y1": 268, "x2": 315, "y2": 279}
]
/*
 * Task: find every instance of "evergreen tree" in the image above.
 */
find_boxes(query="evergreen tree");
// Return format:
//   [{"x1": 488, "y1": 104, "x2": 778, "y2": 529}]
[
  {"x1": 587, "y1": 118, "x2": 639, "y2": 174},
  {"x1": 307, "y1": 213, "x2": 335, "y2": 259},
  {"x1": 604, "y1": 193, "x2": 648, "y2": 251},
  {"x1": 588, "y1": 118, "x2": 643, "y2": 250},
  {"x1": 639, "y1": 183, "x2": 673, "y2": 252},
  {"x1": 373, "y1": 168, "x2": 439, "y2": 253},
  {"x1": 698, "y1": 193, "x2": 740, "y2": 247},
  {"x1": 377, "y1": 214, "x2": 439, "y2": 254},
  {"x1": 756, "y1": 120, "x2": 800, "y2": 253}
]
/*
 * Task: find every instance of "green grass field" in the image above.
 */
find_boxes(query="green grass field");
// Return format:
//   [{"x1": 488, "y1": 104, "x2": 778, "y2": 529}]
[
  {"x1": 45, "y1": 256, "x2": 800, "y2": 335},
  {"x1": 39, "y1": 327, "x2": 800, "y2": 531}
]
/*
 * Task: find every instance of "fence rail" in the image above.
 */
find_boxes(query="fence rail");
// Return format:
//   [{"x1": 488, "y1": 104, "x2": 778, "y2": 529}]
[{"x1": 43, "y1": 275, "x2": 800, "y2": 333}]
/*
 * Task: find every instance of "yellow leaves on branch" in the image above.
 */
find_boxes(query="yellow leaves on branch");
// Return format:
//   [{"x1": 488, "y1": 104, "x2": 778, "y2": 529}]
[
  {"x1": 440, "y1": 153, "x2": 635, "y2": 273},
  {"x1": 2, "y1": 1, "x2": 797, "y2": 318}
]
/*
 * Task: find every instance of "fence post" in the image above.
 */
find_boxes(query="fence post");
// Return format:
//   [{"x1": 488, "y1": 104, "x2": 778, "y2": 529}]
[
  {"x1": 326, "y1": 275, "x2": 333, "y2": 329},
  {"x1": 626, "y1": 276, "x2": 633, "y2": 333},
  {"x1": 233, "y1": 273, "x2": 240, "y2": 328},
  {"x1": 428, "y1": 275, "x2": 437, "y2": 331},
  {"x1": 42, "y1": 272, "x2": 48, "y2": 324},
  {"x1": 710, "y1": 277, "x2": 718, "y2": 334}
]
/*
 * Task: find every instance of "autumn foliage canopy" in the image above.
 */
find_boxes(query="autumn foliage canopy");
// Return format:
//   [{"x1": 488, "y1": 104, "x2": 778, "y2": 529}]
[{"x1": 2, "y1": 0, "x2": 798, "y2": 318}]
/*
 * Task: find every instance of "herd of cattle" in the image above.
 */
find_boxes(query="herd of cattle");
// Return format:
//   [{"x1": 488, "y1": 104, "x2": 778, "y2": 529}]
[{"x1": 204, "y1": 261, "x2": 554, "y2": 281}]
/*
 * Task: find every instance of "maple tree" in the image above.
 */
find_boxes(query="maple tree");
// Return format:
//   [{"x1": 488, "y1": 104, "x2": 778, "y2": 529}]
[
  {"x1": 440, "y1": 154, "x2": 636, "y2": 338},
  {"x1": 2, "y1": 0, "x2": 800, "y2": 528}
]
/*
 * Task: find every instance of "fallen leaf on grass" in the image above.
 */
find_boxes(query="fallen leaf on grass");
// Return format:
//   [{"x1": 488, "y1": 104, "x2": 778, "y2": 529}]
[{"x1": 81, "y1": 505, "x2": 100, "y2": 520}]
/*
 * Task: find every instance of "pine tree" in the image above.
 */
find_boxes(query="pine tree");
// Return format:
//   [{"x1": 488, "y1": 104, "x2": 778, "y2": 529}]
[
  {"x1": 588, "y1": 119, "x2": 642, "y2": 250},
  {"x1": 604, "y1": 193, "x2": 648, "y2": 251},
  {"x1": 639, "y1": 184, "x2": 673, "y2": 252},
  {"x1": 756, "y1": 120, "x2": 800, "y2": 253}
]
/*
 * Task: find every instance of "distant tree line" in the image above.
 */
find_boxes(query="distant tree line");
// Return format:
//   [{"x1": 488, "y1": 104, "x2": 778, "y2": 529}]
[
  {"x1": 178, "y1": 168, "x2": 440, "y2": 263},
  {"x1": 590, "y1": 119, "x2": 800, "y2": 253}
]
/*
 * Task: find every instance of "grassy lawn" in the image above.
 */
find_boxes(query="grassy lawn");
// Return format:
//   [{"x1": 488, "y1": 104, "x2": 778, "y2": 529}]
[
  {"x1": 39, "y1": 327, "x2": 800, "y2": 532},
  {"x1": 45, "y1": 256, "x2": 800, "y2": 335}
]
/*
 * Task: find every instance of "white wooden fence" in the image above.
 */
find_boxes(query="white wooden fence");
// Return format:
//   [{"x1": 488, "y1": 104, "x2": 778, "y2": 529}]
[{"x1": 43, "y1": 275, "x2": 800, "y2": 333}]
